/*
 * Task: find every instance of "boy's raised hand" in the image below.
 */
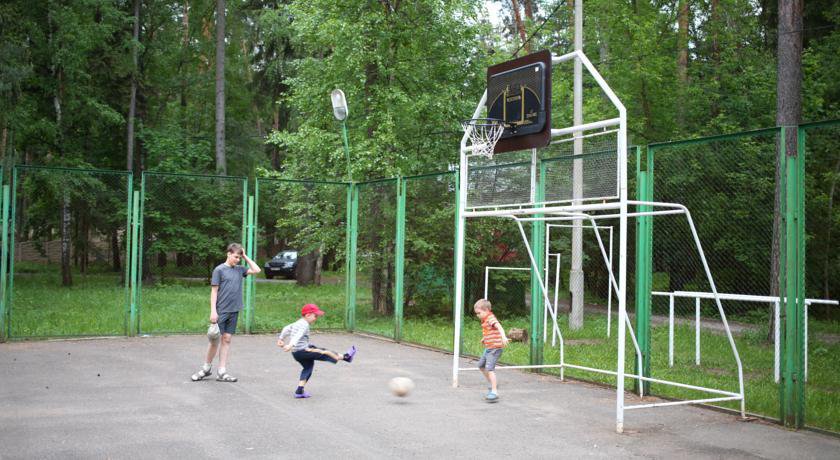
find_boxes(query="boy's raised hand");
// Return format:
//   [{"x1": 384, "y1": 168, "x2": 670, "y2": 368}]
[
  {"x1": 283, "y1": 344, "x2": 292, "y2": 352},
  {"x1": 276, "y1": 338, "x2": 285, "y2": 347}
]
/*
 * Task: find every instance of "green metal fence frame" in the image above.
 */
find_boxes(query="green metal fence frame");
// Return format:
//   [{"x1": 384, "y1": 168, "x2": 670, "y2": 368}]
[
  {"x1": 6, "y1": 165, "x2": 133, "y2": 339},
  {"x1": 136, "y1": 171, "x2": 248, "y2": 335},
  {"x1": 251, "y1": 176, "x2": 350, "y2": 332},
  {"x1": 789, "y1": 119, "x2": 840, "y2": 429},
  {"x1": 397, "y1": 170, "x2": 459, "y2": 350}
]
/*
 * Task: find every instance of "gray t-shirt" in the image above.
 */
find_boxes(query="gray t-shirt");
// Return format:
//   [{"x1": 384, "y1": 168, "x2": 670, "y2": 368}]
[{"x1": 211, "y1": 263, "x2": 249, "y2": 313}]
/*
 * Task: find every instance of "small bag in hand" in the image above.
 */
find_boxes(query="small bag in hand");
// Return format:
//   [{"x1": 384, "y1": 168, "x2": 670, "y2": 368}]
[{"x1": 207, "y1": 323, "x2": 221, "y2": 343}]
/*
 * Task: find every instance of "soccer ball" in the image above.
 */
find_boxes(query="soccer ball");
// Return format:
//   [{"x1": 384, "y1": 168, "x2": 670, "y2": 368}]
[{"x1": 388, "y1": 377, "x2": 415, "y2": 397}]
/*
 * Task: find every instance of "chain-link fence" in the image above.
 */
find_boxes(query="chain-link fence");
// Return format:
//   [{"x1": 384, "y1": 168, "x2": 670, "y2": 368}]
[
  {"x1": 8, "y1": 166, "x2": 131, "y2": 338},
  {"x1": 253, "y1": 178, "x2": 347, "y2": 332},
  {"x1": 0, "y1": 122, "x2": 836, "y2": 431},
  {"x1": 138, "y1": 172, "x2": 246, "y2": 334},
  {"x1": 401, "y1": 172, "x2": 456, "y2": 350},
  {"x1": 354, "y1": 179, "x2": 397, "y2": 338},
  {"x1": 647, "y1": 130, "x2": 782, "y2": 419},
  {"x1": 801, "y1": 121, "x2": 840, "y2": 431}
]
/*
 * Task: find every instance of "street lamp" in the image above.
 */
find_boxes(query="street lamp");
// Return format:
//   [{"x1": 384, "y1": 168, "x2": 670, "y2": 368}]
[{"x1": 331, "y1": 89, "x2": 351, "y2": 181}]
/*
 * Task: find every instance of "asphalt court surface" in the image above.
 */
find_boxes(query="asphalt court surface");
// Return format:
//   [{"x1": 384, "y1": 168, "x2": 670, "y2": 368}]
[{"x1": 2, "y1": 333, "x2": 838, "y2": 459}]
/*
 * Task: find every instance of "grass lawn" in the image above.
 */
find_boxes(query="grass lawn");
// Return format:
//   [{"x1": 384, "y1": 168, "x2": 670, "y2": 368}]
[{"x1": 5, "y1": 267, "x2": 840, "y2": 432}]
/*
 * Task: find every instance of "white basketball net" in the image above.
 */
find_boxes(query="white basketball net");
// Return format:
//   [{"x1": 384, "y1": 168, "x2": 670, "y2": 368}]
[{"x1": 461, "y1": 118, "x2": 505, "y2": 158}]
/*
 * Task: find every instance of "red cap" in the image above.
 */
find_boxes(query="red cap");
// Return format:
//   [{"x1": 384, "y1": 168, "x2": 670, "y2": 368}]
[{"x1": 301, "y1": 304, "x2": 325, "y2": 316}]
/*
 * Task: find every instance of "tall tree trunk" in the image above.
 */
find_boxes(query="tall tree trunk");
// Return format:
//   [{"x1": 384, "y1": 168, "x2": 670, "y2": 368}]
[
  {"x1": 677, "y1": 0, "x2": 689, "y2": 83},
  {"x1": 214, "y1": 0, "x2": 227, "y2": 175},
  {"x1": 315, "y1": 241, "x2": 324, "y2": 285},
  {"x1": 523, "y1": 0, "x2": 534, "y2": 20},
  {"x1": 768, "y1": 0, "x2": 803, "y2": 341},
  {"x1": 50, "y1": 7, "x2": 72, "y2": 287},
  {"x1": 271, "y1": 105, "x2": 280, "y2": 169},
  {"x1": 709, "y1": 0, "x2": 721, "y2": 119},
  {"x1": 677, "y1": 0, "x2": 690, "y2": 124},
  {"x1": 127, "y1": 0, "x2": 140, "y2": 172},
  {"x1": 111, "y1": 227, "x2": 121, "y2": 272},
  {"x1": 0, "y1": 125, "x2": 7, "y2": 161},
  {"x1": 61, "y1": 194, "x2": 72, "y2": 286},
  {"x1": 510, "y1": 0, "x2": 529, "y2": 54},
  {"x1": 180, "y1": 1, "x2": 190, "y2": 134}
]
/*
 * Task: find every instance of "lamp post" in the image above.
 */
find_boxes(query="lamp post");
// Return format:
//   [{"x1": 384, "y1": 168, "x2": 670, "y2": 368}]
[{"x1": 331, "y1": 89, "x2": 351, "y2": 181}]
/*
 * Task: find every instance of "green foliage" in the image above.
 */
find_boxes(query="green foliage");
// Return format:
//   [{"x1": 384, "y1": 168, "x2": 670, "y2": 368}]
[{"x1": 269, "y1": 0, "x2": 491, "y2": 180}]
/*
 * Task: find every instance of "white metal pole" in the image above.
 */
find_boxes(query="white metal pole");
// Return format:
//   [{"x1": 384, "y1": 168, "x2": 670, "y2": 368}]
[
  {"x1": 553, "y1": 253, "x2": 561, "y2": 346},
  {"x1": 512, "y1": 219, "x2": 564, "y2": 347},
  {"x1": 607, "y1": 227, "x2": 613, "y2": 337},
  {"x1": 484, "y1": 266, "x2": 489, "y2": 300},
  {"x1": 774, "y1": 300, "x2": 780, "y2": 383},
  {"x1": 615, "y1": 108, "x2": 628, "y2": 434},
  {"x1": 544, "y1": 225, "x2": 551, "y2": 342},
  {"x1": 453, "y1": 90, "x2": 486, "y2": 387},
  {"x1": 680, "y1": 207, "x2": 746, "y2": 417},
  {"x1": 452, "y1": 156, "x2": 467, "y2": 387},
  {"x1": 669, "y1": 294, "x2": 675, "y2": 367},
  {"x1": 804, "y1": 301, "x2": 809, "y2": 382},
  {"x1": 695, "y1": 297, "x2": 701, "y2": 365},
  {"x1": 570, "y1": 0, "x2": 584, "y2": 332}
]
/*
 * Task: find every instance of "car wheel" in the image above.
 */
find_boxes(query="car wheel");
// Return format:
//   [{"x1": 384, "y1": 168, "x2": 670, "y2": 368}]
[{"x1": 265, "y1": 274, "x2": 273, "y2": 280}]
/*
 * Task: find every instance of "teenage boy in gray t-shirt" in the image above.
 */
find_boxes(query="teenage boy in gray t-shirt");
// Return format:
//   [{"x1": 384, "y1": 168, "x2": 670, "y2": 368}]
[{"x1": 191, "y1": 243, "x2": 260, "y2": 382}]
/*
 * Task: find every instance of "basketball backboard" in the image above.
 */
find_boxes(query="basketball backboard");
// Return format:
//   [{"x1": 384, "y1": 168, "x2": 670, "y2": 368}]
[{"x1": 486, "y1": 50, "x2": 552, "y2": 154}]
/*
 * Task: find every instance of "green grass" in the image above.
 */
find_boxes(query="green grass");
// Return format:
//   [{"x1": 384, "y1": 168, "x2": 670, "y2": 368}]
[
  {"x1": 10, "y1": 265, "x2": 128, "y2": 337},
  {"x1": 6, "y1": 267, "x2": 840, "y2": 432}
]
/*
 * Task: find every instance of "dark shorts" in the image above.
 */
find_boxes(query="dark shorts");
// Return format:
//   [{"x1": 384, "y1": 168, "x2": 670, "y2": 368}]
[
  {"x1": 477, "y1": 348, "x2": 503, "y2": 371},
  {"x1": 217, "y1": 311, "x2": 239, "y2": 335}
]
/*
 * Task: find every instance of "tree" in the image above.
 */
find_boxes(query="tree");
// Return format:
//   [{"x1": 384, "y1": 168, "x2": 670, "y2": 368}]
[
  {"x1": 769, "y1": 0, "x2": 803, "y2": 339},
  {"x1": 215, "y1": 0, "x2": 227, "y2": 175},
  {"x1": 127, "y1": 0, "x2": 142, "y2": 173}
]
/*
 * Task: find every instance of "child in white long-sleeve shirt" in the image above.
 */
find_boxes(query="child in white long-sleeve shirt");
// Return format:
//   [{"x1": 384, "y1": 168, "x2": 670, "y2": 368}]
[{"x1": 277, "y1": 303, "x2": 356, "y2": 398}]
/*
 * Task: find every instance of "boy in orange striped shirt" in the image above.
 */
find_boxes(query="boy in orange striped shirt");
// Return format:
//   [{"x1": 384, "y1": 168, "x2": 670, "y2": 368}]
[{"x1": 474, "y1": 299, "x2": 509, "y2": 402}]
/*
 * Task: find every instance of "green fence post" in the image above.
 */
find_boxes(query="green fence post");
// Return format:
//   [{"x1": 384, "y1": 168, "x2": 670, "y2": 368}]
[
  {"x1": 779, "y1": 126, "x2": 805, "y2": 428},
  {"x1": 393, "y1": 177, "x2": 407, "y2": 341},
  {"x1": 530, "y1": 159, "x2": 545, "y2": 366},
  {"x1": 136, "y1": 173, "x2": 146, "y2": 335},
  {"x1": 251, "y1": 180, "x2": 260, "y2": 333},
  {"x1": 129, "y1": 190, "x2": 141, "y2": 337},
  {"x1": 796, "y1": 126, "x2": 806, "y2": 426},
  {"x1": 634, "y1": 146, "x2": 653, "y2": 393},
  {"x1": 0, "y1": 184, "x2": 9, "y2": 341},
  {"x1": 240, "y1": 180, "x2": 248, "y2": 247},
  {"x1": 6, "y1": 168, "x2": 17, "y2": 339},
  {"x1": 345, "y1": 182, "x2": 358, "y2": 331},
  {"x1": 244, "y1": 195, "x2": 255, "y2": 334},
  {"x1": 123, "y1": 175, "x2": 134, "y2": 336}
]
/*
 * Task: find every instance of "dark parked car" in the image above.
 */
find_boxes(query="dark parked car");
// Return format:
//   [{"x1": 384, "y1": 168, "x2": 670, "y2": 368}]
[{"x1": 264, "y1": 250, "x2": 298, "y2": 279}]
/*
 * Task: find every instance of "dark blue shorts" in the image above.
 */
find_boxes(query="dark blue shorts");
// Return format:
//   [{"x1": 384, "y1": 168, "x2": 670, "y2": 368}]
[{"x1": 217, "y1": 311, "x2": 239, "y2": 335}]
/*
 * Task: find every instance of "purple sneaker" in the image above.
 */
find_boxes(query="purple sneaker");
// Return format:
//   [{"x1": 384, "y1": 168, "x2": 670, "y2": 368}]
[
  {"x1": 294, "y1": 391, "x2": 311, "y2": 399},
  {"x1": 344, "y1": 345, "x2": 357, "y2": 363}
]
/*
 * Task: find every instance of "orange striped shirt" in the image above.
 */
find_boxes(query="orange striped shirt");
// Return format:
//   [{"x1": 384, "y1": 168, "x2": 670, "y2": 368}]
[{"x1": 481, "y1": 313, "x2": 505, "y2": 349}]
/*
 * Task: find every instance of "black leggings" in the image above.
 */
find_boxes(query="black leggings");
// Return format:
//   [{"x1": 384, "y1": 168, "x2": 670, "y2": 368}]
[{"x1": 292, "y1": 346, "x2": 339, "y2": 382}]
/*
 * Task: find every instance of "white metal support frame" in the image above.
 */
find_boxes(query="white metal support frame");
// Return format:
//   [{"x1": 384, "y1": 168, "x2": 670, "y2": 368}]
[
  {"x1": 454, "y1": 50, "x2": 743, "y2": 433},
  {"x1": 652, "y1": 290, "x2": 838, "y2": 382},
  {"x1": 541, "y1": 252, "x2": 562, "y2": 344},
  {"x1": 545, "y1": 223, "x2": 614, "y2": 339},
  {"x1": 483, "y1": 266, "x2": 531, "y2": 300}
]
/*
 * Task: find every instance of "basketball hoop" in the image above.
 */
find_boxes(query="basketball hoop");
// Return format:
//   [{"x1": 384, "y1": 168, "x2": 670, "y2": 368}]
[{"x1": 461, "y1": 118, "x2": 505, "y2": 158}]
